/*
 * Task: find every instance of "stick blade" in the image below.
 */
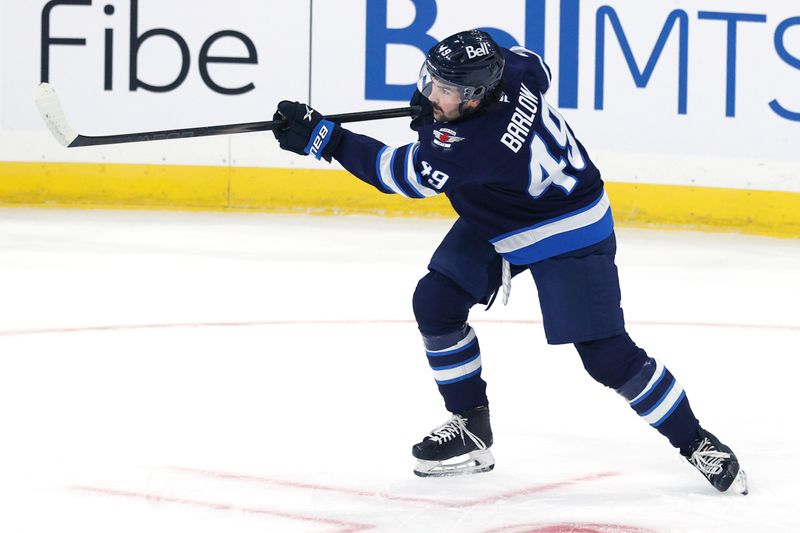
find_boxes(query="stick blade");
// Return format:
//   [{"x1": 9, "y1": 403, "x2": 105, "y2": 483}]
[{"x1": 35, "y1": 83, "x2": 78, "y2": 147}]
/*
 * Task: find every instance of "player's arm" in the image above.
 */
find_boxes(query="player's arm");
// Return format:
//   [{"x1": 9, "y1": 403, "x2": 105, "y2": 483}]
[
  {"x1": 507, "y1": 46, "x2": 552, "y2": 94},
  {"x1": 272, "y1": 100, "x2": 452, "y2": 199},
  {"x1": 333, "y1": 129, "x2": 448, "y2": 198}
]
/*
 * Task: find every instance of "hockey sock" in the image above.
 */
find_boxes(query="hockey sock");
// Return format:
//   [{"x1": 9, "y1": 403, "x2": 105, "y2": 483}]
[
  {"x1": 423, "y1": 324, "x2": 487, "y2": 414},
  {"x1": 616, "y1": 358, "x2": 700, "y2": 449}
]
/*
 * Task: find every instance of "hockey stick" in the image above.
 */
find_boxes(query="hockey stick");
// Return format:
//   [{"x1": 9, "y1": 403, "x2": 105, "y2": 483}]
[{"x1": 35, "y1": 83, "x2": 419, "y2": 148}]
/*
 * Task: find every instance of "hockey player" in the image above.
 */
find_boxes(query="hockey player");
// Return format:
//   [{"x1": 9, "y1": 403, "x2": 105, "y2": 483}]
[{"x1": 272, "y1": 30, "x2": 747, "y2": 493}]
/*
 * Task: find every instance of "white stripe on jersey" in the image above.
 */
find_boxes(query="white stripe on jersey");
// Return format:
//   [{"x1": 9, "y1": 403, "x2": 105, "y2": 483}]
[
  {"x1": 492, "y1": 191, "x2": 610, "y2": 254},
  {"x1": 405, "y1": 143, "x2": 438, "y2": 198},
  {"x1": 378, "y1": 146, "x2": 410, "y2": 197}
]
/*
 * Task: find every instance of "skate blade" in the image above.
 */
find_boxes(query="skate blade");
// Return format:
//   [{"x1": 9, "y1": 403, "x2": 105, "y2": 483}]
[
  {"x1": 414, "y1": 449, "x2": 495, "y2": 478},
  {"x1": 730, "y1": 469, "x2": 748, "y2": 495}
]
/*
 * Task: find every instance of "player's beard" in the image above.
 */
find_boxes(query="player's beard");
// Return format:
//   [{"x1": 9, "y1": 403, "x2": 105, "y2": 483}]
[{"x1": 432, "y1": 104, "x2": 456, "y2": 122}]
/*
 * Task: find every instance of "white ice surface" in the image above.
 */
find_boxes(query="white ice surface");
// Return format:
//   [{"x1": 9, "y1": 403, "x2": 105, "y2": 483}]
[{"x1": 1, "y1": 208, "x2": 799, "y2": 533}]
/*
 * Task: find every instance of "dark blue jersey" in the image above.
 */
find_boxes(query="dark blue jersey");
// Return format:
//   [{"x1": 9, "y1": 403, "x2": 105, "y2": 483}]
[{"x1": 332, "y1": 47, "x2": 613, "y2": 265}]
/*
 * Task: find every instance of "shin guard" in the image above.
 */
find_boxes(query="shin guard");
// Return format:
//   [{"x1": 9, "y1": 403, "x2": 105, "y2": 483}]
[
  {"x1": 617, "y1": 358, "x2": 700, "y2": 449},
  {"x1": 423, "y1": 325, "x2": 487, "y2": 414}
]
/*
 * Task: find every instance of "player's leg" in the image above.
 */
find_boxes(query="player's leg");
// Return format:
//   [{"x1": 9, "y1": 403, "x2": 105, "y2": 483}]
[
  {"x1": 574, "y1": 334, "x2": 701, "y2": 450},
  {"x1": 411, "y1": 270, "x2": 493, "y2": 476},
  {"x1": 410, "y1": 218, "x2": 523, "y2": 477},
  {"x1": 414, "y1": 217, "x2": 514, "y2": 414},
  {"x1": 529, "y1": 233, "x2": 700, "y2": 446},
  {"x1": 578, "y1": 335, "x2": 746, "y2": 492},
  {"x1": 530, "y1": 232, "x2": 747, "y2": 493},
  {"x1": 413, "y1": 270, "x2": 487, "y2": 414}
]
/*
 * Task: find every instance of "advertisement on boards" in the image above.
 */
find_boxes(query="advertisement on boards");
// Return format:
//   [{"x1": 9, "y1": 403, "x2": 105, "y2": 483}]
[
  {"x1": 1, "y1": 0, "x2": 311, "y2": 165},
  {"x1": 1, "y1": 1, "x2": 798, "y2": 190},
  {"x1": 313, "y1": 0, "x2": 800, "y2": 190}
]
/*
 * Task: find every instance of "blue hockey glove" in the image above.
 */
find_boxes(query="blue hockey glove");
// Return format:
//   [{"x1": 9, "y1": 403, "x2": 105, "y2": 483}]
[
  {"x1": 273, "y1": 101, "x2": 341, "y2": 161},
  {"x1": 409, "y1": 89, "x2": 434, "y2": 131}
]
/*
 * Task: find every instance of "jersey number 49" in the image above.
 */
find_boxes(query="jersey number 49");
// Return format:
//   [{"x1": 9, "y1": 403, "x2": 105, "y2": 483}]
[{"x1": 528, "y1": 99, "x2": 586, "y2": 199}]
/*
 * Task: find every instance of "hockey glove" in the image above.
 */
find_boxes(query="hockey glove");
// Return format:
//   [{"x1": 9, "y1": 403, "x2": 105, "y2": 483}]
[
  {"x1": 273, "y1": 101, "x2": 341, "y2": 161},
  {"x1": 409, "y1": 89, "x2": 434, "y2": 131}
]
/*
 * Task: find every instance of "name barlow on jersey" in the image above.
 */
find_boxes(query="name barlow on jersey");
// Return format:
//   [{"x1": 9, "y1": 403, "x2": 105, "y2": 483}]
[{"x1": 501, "y1": 82, "x2": 540, "y2": 153}]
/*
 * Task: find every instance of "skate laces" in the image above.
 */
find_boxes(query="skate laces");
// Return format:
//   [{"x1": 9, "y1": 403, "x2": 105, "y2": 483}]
[
  {"x1": 688, "y1": 437, "x2": 731, "y2": 476},
  {"x1": 428, "y1": 414, "x2": 487, "y2": 449}
]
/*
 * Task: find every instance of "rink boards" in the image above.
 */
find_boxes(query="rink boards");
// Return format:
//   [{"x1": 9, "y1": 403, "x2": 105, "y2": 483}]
[{"x1": 1, "y1": 160, "x2": 799, "y2": 238}]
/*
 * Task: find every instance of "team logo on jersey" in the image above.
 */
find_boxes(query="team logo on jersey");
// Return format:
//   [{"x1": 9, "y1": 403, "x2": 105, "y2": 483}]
[{"x1": 432, "y1": 128, "x2": 465, "y2": 149}]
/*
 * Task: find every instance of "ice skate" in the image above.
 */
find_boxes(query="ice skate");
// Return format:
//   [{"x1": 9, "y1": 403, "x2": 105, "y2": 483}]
[
  {"x1": 412, "y1": 405, "x2": 494, "y2": 477},
  {"x1": 681, "y1": 428, "x2": 748, "y2": 494}
]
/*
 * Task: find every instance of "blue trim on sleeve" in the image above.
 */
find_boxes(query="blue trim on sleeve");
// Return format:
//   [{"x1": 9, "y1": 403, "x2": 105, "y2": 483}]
[
  {"x1": 303, "y1": 119, "x2": 336, "y2": 160},
  {"x1": 388, "y1": 147, "x2": 399, "y2": 191},
  {"x1": 400, "y1": 144, "x2": 425, "y2": 198}
]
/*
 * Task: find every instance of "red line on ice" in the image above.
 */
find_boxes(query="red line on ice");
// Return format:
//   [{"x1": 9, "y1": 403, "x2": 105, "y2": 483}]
[
  {"x1": 73, "y1": 485, "x2": 374, "y2": 533},
  {"x1": 458, "y1": 471, "x2": 619, "y2": 507},
  {"x1": 173, "y1": 467, "x2": 619, "y2": 508},
  {"x1": 173, "y1": 466, "x2": 452, "y2": 506},
  {"x1": 0, "y1": 318, "x2": 798, "y2": 338}
]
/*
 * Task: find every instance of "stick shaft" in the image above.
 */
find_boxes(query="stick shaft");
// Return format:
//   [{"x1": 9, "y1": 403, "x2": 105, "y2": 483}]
[{"x1": 68, "y1": 107, "x2": 417, "y2": 147}]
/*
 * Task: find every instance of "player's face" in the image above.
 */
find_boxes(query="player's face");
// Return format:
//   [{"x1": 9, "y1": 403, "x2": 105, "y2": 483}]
[{"x1": 427, "y1": 80, "x2": 466, "y2": 122}]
